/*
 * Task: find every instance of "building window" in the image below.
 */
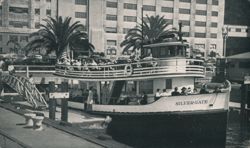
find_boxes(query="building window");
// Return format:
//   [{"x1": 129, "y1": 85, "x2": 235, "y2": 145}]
[
  {"x1": 165, "y1": 19, "x2": 173, "y2": 24},
  {"x1": 9, "y1": 7, "x2": 28, "y2": 14},
  {"x1": 195, "y1": 21, "x2": 206, "y2": 27},
  {"x1": 124, "y1": 3, "x2": 137, "y2": 10},
  {"x1": 196, "y1": 0, "x2": 207, "y2": 4},
  {"x1": 183, "y1": 32, "x2": 190, "y2": 37},
  {"x1": 179, "y1": 0, "x2": 191, "y2": 3},
  {"x1": 196, "y1": 10, "x2": 207, "y2": 16},
  {"x1": 0, "y1": 35, "x2": 2, "y2": 41},
  {"x1": 20, "y1": 36, "x2": 28, "y2": 42},
  {"x1": 9, "y1": 35, "x2": 18, "y2": 42},
  {"x1": 35, "y1": 22, "x2": 40, "y2": 29},
  {"x1": 0, "y1": 20, "x2": 2, "y2": 26},
  {"x1": 143, "y1": 5, "x2": 156, "y2": 11},
  {"x1": 106, "y1": 47, "x2": 117, "y2": 55},
  {"x1": 211, "y1": 11, "x2": 218, "y2": 16},
  {"x1": 0, "y1": 47, "x2": 2, "y2": 53},
  {"x1": 210, "y1": 44, "x2": 217, "y2": 50},
  {"x1": 161, "y1": 7, "x2": 173, "y2": 13},
  {"x1": 35, "y1": 9, "x2": 40, "y2": 15},
  {"x1": 106, "y1": 14, "x2": 117, "y2": 21},
  {"x1": 179, "y1": 8, "x2": 190, "y2": 14},
  {"x1": 211, "y1": 22, "x2": 217, "y2": 27},
  {"x1": 75, "y1": 12, "x2": 87, "y2": 18},
  {"x1": 106, "y1": 1, "x2": 117, "y2": 8},
  {"x1": 9, "y1": 21, "x2": 28, "y2": 28},
  {"x1": 236, "y1": 28, "x2": 241, "y2": 32},
  {"x1": 212, "y1": 0, "x2": 219, "y2": 5},
  {"x1": 194, "y1": 44, "x2": 205, "y2": 50},
  {"x1": 165, "y1": 79, "x2": 172, "y2": 89},
  {"x1": 123, "y1": 28, "x2": 131, "y2": 34},
  {"x1": 139, "y1": 80, "x2": 153, "y2": 94},
  {"x1": 105, "y1": 27, "x2": 117, "y2": 33},
  {"x1": 180, "y1": 20, "x2": 190, "y2": 26},
  {"x1": 35, "y1": 0, "x2": 40, "y2": 1},
  {"x1": 195, "y1": 33, "x2": 206, "y2": 38},
  {"x1": 46, "y1": 9, "x2": 51, "y2": 16},
  {"x1": 46, "y1": 0, "x2": 51, "y2": 2},
  {"x1": 124, "y1": 16, "x2": 137, "y2": 22},
  {"x1": 75, "y1": 0, "x2": 87, "y2": 5},
  {"x1": 210, "y1": 33, "x2": 217, "y2": 38},
  {"x1": 163, "y1": 0, "x2": 174, "y2": 1},
  {"x1": 107, "y1": 40, "x2": 117, "y2": 46}
]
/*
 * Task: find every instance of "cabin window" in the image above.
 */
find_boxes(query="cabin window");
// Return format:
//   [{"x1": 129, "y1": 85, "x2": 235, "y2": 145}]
[
  {"x1": 165, "y1": 79, "x2": 172, "y2": 89},
  {"x1": 139, "y1": 80, "x2": 153, "y2": 94}
]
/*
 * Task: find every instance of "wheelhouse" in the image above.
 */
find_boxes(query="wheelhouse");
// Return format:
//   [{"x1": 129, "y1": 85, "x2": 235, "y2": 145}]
[{"x1": 143, "y1": 42, "x2": 188, "y2": 59}]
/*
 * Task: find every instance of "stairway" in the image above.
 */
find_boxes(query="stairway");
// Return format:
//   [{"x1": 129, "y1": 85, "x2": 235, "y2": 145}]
[
  {"x1": 1, "y1": 73, "x2": 48, "y2": 109},
  {"x1": 108, "y1": 80, "x2": 125, "y2": 104}
]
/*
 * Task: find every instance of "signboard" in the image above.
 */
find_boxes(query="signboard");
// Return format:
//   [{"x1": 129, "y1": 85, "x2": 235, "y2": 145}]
[
  {"x1": 49, "y1": 92, "x2": 69, "y2": 99},
  {"x1": 244, "y1": 76, "x2": 250, "y2": 84}
]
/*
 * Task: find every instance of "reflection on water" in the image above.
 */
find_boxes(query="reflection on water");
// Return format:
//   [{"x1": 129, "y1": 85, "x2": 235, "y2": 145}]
[
  {"x1": 105, "y1": 110, "x2": 250, "y2": 148},
  {"x1": 226, "y1": 110, "x2": 250, "y2": 148}
]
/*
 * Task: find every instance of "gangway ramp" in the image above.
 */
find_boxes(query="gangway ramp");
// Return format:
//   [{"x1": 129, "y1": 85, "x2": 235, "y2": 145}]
[{"x1": 1, "y1": 73, "x2": 48, "y2": 109}]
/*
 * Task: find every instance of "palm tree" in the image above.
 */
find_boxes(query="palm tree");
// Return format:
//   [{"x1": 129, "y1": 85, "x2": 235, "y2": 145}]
[
  {"x1": 120, "y1": 15, "x2": 178, "y2": 53},
  {"x1": 25, "y1": 16, "x2": 94, "y2": 58},
  {"x1": 7, "y1": 40, "x2": 21, "y2": 54}
]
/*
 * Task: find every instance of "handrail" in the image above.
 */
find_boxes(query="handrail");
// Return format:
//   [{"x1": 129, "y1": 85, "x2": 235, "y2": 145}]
[
  {"x1": 54, "y1": 58, "x2": 205, "y2": 79},
  {"x1": 1, "y1": 73, "x2": 48, "y2": 109}
]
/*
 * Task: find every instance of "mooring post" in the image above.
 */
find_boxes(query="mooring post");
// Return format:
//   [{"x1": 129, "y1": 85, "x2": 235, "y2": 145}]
[
  {"x1": 49, "y1": 81, "x2": 56, "y2": 120},
  {"x1": 61, "y1": 81, "x2": 69, "y2": 122}
]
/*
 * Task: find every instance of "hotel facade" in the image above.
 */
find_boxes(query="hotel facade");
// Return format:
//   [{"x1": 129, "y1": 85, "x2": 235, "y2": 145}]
[{"x1": 0, "y1": 0, "x2": 225, "y2": 58}]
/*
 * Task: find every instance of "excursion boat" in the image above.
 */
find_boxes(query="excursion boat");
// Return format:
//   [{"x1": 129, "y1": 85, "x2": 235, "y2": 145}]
[{"x1": 54, "y1": 41, "x2": 231, "y2": 144}]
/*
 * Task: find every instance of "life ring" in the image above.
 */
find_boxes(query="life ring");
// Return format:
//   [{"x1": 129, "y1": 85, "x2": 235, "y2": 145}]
[{"x1": 124, "y1": 64, "x2": 133, "y2": 76}]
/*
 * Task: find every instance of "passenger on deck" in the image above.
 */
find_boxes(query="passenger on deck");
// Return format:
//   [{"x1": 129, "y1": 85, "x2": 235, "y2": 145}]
[
  {"x1": 74, "y1": 59, "x2": 82, "y2": 70},
  {"x1": 187, "y1": 87, "x2": 192, "y2": 95},
  {"x1": 154, "y1": 89, "x2": 161, "y2": 101},
  {"x1": 181, "y1": 87, "x2": 188, "y2": 95},
  {"x1": 200, "y1": 84, "x2": 209, "y2": 94},
  {"x1": 193, "y1": 88, "x2": 198, "y2": 94},
  {"x1": 171, "y1": 87, "x2": 180, "y2": 96},
  {"x1": 161, "y1": 89, "x2": 168, "y2": 97},
  {"x1": 140, "y1": 91, "x2": 148, "y2": 105},
  {"x1": 213, "y1": 86, "x2": 222, "y2": 93},
  {"x1": 87, "y1": 87, "x2": 94, "y2": 106},
  {"x1": 117, "y1": 92, "x2": 128, "y2": 105},
  {"x1": 102, "y1": 82, "x2": 109, "y2": 104}
]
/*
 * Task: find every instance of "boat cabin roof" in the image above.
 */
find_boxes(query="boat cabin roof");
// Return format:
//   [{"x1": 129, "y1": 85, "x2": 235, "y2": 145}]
[{"x1": 143, "y1": 42, "x2": 188, "y2": 48}]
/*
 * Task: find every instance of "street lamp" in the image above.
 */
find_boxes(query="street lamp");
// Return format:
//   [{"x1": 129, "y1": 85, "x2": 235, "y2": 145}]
[
  {"x1": 141, "y1": 6, "x2": 144, "y2": 51},
  {"x1": 222, "y1": 26, "x2": 228, "y2": 57}
]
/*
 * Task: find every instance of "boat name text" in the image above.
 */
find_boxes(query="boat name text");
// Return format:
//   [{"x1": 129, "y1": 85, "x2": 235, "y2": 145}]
[{"x1": 176, "y1": 100, "x2": 208, "y2": 106}]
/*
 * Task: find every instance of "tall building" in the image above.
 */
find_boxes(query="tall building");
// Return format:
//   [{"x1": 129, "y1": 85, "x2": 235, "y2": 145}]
[
  {"x1": 224, "y1": 0, "x2": 250, "y2": 56},
  {"x1": 0, "y1": 0, "x2": 225, "y2": 58}
]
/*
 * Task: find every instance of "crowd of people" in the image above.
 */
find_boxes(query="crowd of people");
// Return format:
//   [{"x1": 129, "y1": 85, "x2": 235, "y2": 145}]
[
  {"x1": 153, "y1": 83, "x2": 225, "y2": 101},
  {"x1": 56, "y1": 49, "x2": 156, "y2": 72}
]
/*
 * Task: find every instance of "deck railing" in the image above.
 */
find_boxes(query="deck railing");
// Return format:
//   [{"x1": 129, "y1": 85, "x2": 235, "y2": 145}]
[{"x1": 54, "y1": 58, "x2": 205, "y2": 79}]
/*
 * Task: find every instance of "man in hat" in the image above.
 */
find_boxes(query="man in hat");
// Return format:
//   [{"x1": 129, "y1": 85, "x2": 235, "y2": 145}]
[{"x1": 171, "y1": 87, "x2": 180, "y2": 96}]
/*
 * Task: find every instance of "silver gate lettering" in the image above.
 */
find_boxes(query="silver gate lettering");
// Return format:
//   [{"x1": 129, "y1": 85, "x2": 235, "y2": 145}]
[{"x1": 176, "y1": 100, "x2": 208, "y2": 106}]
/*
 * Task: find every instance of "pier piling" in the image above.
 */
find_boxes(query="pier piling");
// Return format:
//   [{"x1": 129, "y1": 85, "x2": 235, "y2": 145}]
[{"x1": 49, "y1": 81, "x2": 56, "y2": 120}]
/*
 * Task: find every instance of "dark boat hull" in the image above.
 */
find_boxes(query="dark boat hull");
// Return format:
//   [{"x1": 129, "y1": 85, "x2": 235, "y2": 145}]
[{"x1": 107, "y1": 110, "x2": 228, "y2": 147}]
